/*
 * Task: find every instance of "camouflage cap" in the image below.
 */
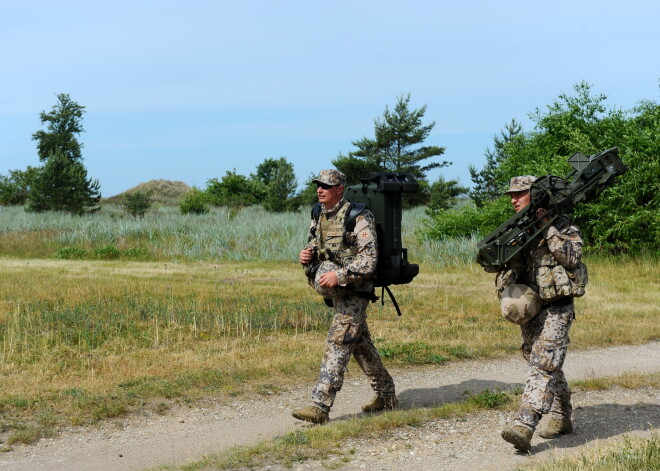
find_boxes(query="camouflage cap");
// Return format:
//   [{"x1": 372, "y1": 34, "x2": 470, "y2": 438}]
[
  {"x1": 500, "y1": 284, "x2": 542, "y2": 325},
  {"x1": 312, "y1": 169, "x2": 346, "y2": 187},
  {"x1": 504, "y1": 175, "x2": 537, "y2": 194}
]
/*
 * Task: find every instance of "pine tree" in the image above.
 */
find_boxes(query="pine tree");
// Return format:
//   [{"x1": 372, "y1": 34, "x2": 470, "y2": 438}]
[
  {"x1": 28, "y1": 94, "x2": 101, "y2": 213},
  {"x1": 333, "y1": 93, "x2": 449, "y2": 206},
  {"x1": 28, "y1": 151, "x2": 101, "y2": 214}
]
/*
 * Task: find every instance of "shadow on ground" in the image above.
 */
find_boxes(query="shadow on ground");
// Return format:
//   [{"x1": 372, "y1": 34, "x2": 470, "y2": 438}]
[
  {"x1": 531, "y1": 400, "x2": 660, "y2": 453},
  {"x1": 332, "y1": 379, "x2": 521, "y2": 422},
  {"x1": 396, "y1": 379, "x2": 524, "y2": 409},
  {"x1": 333, "y1": 379, "x2": 658, "y2": 457}
]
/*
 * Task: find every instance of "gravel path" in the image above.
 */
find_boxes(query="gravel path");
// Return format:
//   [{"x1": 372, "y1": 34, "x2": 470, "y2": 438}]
[{"x1": 1, "y1": 342, "x2": 658, "y2": 471}]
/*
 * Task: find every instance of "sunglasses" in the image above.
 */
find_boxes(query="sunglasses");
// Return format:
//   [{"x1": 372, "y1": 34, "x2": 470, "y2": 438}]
[{"x1": 316, "y1": 182, "x2": 338, "y2": 190}]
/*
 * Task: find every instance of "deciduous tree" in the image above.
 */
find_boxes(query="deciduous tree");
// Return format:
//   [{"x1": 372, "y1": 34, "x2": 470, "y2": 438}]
[{"x1": 254, "y1": 157, "x2": 299, "y2": 212}]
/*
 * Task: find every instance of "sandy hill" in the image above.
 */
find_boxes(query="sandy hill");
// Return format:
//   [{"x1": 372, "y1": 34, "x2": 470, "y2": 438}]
[{"x1": 104, "y1": 180, "x2": 193, "y2": 206}]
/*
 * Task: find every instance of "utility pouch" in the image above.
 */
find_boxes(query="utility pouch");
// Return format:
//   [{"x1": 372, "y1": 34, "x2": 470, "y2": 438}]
[
  {"x1": 342, "y1": 322, "x2": 362, "y2": 345},
  {"x1": 536, "y1": 266, "x2": 557, "y2": 300},
  {"x1": 568, "y1": 262, "x2": 588, "y2": 297},
  {"x1": 551, "y1": 265, "x2": 572, "y2": 297}
]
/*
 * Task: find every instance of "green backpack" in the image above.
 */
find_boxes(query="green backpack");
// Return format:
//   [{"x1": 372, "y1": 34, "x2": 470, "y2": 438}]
[{"x1": 311, "y1": 172, "x2": 420, "y2": 314}]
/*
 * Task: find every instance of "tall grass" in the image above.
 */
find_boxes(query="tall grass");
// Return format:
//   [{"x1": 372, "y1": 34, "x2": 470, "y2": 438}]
[
  {"x1": 0, "y1": 205, "x2": 478, "y2": 265},
  {"x1": 0, "y1": 205, "x2": 307, "y2": 261}
]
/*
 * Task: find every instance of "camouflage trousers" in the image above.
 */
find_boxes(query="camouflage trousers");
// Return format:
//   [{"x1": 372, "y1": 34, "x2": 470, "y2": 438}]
[
  {"x1": 310, "y1": 295, "x2": 396, "y2": 413},
  {"x1": 513, "y1": 302, "x2": 574, "y2": 431}
]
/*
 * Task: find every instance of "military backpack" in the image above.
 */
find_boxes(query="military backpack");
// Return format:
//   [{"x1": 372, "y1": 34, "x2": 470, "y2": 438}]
[{"x1": 310, "y1": 172, "x2": 420, "y2": 315}]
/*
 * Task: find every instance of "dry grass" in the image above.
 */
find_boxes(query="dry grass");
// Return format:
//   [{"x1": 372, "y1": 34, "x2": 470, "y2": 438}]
[
  {"x1": 518, "y1": 432, "x2": 659, "y2": 471},
  {"x1": 0, "y1": 256, "x2": 657, "y2": 446}
]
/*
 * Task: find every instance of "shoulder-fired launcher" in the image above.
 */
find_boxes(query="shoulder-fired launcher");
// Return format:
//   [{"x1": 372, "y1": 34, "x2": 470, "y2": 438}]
[{"x1": 476, "y1": 147, "x2": 627, "y2": 270}]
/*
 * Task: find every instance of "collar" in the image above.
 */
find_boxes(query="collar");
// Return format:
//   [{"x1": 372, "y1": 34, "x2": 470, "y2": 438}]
[{"x1": 321, "y1": 198, "x2": 347, "y2": 217}]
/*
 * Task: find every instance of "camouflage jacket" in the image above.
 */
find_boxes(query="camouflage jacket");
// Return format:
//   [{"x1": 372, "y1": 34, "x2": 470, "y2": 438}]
[
  {"x1": 305, "y1": 198, "x2": 378, "y2": 288},
  {"x1": 497, "y1": 216, "x2": 585, "y2": 301}
]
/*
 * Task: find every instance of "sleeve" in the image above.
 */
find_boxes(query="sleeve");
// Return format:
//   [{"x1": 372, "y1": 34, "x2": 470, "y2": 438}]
[
  {"x1": 304, "y1": 218, "x2": 316, "y2": 250},
  {"x1": 544, "y1": 224, "x2": 583, "y2": 268},
  {"x1": 335, "y1": 211, "x2": 378, "y2": 286}
]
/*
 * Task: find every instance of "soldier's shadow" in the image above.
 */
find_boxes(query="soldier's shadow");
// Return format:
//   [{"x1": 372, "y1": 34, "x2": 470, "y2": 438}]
[
  {"x1": 531, "y1": 401, "x2": 660, "y2": 453},
  {"x1": 333, "y1": 380, "x2": 659, "y2": 454},
  {"x1": 333, "y1": 379, "x2": 522, "y2": 422},
  {"x1": 396, "y1": 379, "x2": 522, "y2": 409}
]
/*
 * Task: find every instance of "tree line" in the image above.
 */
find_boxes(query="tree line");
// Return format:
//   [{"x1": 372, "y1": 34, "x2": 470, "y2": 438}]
[
  {"x1": 1, "y1": 93, "x2": 462, "y2": 215},
  {"x1": 2, "y1": 85, "x2": 657, "y2": 254}
]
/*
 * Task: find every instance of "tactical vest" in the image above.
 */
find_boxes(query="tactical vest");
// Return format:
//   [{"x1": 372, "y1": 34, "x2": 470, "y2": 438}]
[
  {"x1": 316, "y1": 201, "x2": 360, "y2": 267},
  {"x1": 525, "y1": 220, "x2": 588, "y2": 301}
]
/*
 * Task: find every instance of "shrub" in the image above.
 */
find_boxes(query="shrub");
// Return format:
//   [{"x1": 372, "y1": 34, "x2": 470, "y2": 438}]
[
  {"x1": 422, "y1": 197, "x2": 511, "y2": 240},
  {"x1": 122, "y1": 190, "x2": 152, "y2": 218},
  {"x1": 423, "y1": 83, "x2": 660, "y2": 253},
  {"x1": 180, "y1": 188, "x2": 209, "y2": 214},
  {"x1": 94, "y1": 245, "x2": 120, "y2": 260},
  {"x1": 123, "y1": 247, "x2": 150, "y2": 260}
]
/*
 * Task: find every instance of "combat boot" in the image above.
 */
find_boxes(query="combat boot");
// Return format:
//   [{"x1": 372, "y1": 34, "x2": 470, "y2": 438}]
[
  {"x1": 291, "y1": 405, "x2": 329, "y2": 425},
  {"x1": 361, "y1": 395, "x2": 398, "y2": 413},
  {"x1": 537, "y1": 417, "x2": 573, "y2": 439},
  {"x1": 501, "y1": 424, "x2": 533, "y2": 452}
]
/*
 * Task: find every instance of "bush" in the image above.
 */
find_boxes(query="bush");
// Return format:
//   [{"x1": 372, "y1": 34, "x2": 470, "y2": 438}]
[
  {"x1": 180, "y1": 188, "x2": 209, "y2": 214},
  {"x1": 94, "y1": 245, "x2": 120, "y2": 260},
  {"x1": 422, "y1": 197, "x2": 511, "y2": 239},
  {"x1": 122, "y1": 190, "x2": 152, "y2": 218}
]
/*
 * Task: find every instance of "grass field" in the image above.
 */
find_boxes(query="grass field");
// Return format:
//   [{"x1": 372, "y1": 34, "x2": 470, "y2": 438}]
[{"x1": 0, "y1": 205, "x2": 658, "y2": 446}]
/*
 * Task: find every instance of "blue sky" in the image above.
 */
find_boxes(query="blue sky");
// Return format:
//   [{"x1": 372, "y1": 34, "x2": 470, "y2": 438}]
[{"x1": 2, "y1": 1, "x2": 658, "y2": 197}]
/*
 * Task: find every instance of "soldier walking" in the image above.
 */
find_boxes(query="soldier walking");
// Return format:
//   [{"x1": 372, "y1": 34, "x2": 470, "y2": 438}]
[
  {"x1": 292, "y1": 169, "x2": 397, "y2": 424},
  {"x1": 488, "y1": 176, "x2": 587, "y2": 451}
]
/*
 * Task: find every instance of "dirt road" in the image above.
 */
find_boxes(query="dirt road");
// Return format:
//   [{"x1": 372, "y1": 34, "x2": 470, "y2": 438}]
[{"x1": 1, "y1": 342, "x2": 658, "y2": 471}]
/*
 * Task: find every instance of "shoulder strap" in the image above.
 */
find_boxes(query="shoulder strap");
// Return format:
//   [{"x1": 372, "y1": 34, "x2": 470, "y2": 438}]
[
  {"x1": 345, "y1": 202, "x2": 366, "y2": 232},
  {"x1": 311, "y1": 202, "x2": 322, "y2": 223},
  {"x1": 312, "y1": 201, "x2": 366, "y2": 231}
]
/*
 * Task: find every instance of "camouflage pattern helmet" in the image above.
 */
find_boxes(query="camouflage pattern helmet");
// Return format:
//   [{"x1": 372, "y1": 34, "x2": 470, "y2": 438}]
[
  {"x1": 500, "y1": 284, "x2": 542, "y2": 324},
  {"x1": 313, "y1": 169, "x2": 346, "y2": 187},
  {"x1": 505, "y1": 175, "x2": 538, "y2": 194}
]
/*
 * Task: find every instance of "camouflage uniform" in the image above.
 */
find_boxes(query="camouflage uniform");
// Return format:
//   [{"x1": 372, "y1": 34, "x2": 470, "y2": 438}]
[
  {"x1": 509, "y1": 216, "x2": 583, "y2": 431},
  {"x1": 499, "y1": 175, "x2": 585, "y2": 432},
  {"x1": 305, "y1": 197, "x2": 395, "y2": 414}
]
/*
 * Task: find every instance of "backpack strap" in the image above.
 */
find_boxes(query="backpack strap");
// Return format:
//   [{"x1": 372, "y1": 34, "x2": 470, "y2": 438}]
[
  {"x1": 311, "y1": 201, "x2": 365, "y2": 231},
  {"x1": 311, "y1": 202, "x2": 322, "y2": 223},
  {"x1": 345, "y1": 202, "x2": 366, "y2": 232}
]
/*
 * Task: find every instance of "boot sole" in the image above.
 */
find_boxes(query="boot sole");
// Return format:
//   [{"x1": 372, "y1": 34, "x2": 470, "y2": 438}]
[
  {"x1": 361, "y1": 406, "x2": 397, "y2": 413},
  {"x1": 538, "y1": 428, "x2": 572, "y2": 439},
  {"x1": 291, "y1": 412, "x2": 328, "y2": 425},
  {"x1": 501, "y1": 429, "x2": 531, "y2": 452}
]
